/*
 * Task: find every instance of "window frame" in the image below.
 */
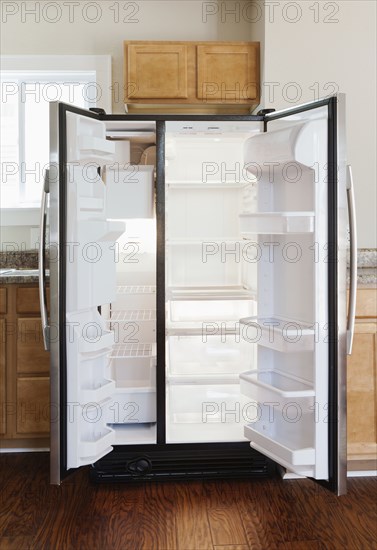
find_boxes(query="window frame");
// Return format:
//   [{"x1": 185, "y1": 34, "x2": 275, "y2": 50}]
[{"x1": 0, "y1": 55, "x2": 112, "y2": 225}]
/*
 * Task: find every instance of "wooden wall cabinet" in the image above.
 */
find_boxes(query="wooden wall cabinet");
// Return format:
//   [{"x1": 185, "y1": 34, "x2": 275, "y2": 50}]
[
  {"x1": 124, "y1": 41, "x2": 260, "y2": 113},
  {"x1": 0, "y1": 284, "x2": 50, "y2": 449},
  {"x1": 347, "y1": 286, "x2": 377, "y2": 470}
]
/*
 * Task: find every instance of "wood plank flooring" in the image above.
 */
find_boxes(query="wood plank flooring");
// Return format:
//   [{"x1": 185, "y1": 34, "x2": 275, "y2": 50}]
[{"x1": 0, "y1": 453, "x2": 376, "y2": 549}]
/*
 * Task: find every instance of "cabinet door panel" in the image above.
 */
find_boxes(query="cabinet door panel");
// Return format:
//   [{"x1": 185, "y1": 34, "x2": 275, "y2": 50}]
[
  {"x1": 347, "y1": 323, "x2": 377, "y2": 458},
  {"x1": 17, "y1": 318, "x2": 50, "y2": 374},
  {"x1": 17, "y1": 286, "x2": 50, "y2": 314},
  {"x1": 127, "y1": 44, "x2": 188, "y2": 99},
  {"x1": 16, "y1": 377, "x2": 50, "y2": 434},
  {"x1": 0, "y1": 319, "x2": 5, "y2": 434},
  {"x1": 197, "y1": 44, "x2": 259, "y2": 101},
  {"x1": 0, "y1": 288, "x2": 6, "y2": 313}
]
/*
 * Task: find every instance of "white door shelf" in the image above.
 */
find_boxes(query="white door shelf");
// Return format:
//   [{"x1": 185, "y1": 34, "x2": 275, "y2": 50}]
[
  {"x1": 79, "y1": 330, "x2": 115, "y2": 354},
  {"x1": 244, "y1": 421, "x2": 315, "y2": 467},
  {"x1": 80, "y1": 379, "x2": 116, "y2": 405},
  {"x1": 239, "y1": 212, "x2": 315, "y2": 235},
  {"x1": 78, "y1": 427, "x2": 115, "y2": 461},
  {"x1": 240, "y1": 369, "x2": 314, "y2": 410},
  {"x1": 239, "y1": 316, "x2": 315, "y2": 353}
]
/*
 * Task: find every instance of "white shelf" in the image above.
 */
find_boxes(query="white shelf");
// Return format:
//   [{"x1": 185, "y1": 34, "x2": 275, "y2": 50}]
[
  {"x1": 167, "y1": 181, "x2": 250, "y2": 189},
  {"x1": 240, "y1": 369, "x2": 314, "y2": 409},
  {"x1": 239, "y1": 316, "x2": 314, "y2": 352},
  {"x1": 166, "y1": 320, "x2": 241, "y2": 336},
  {"x1": 80, "y1": 379, "x2": 115, "y2": 404},
  {"x1": 244, "y1": 420, "x2": 315, "y2": 467},
  {"x1": 107, "y1": 388, "x2": 156, "y2": 424},
  {"x1": 111, "y1": 423, "x2": 156, "y2": 445},
  {"x1": 168, "y1": 286, "x2": 255, "y2": 301},
  {"x1": 79, "y1": 427, "x2": 114, "y2": 460},
  {"x1": 110, "y1": 310, "x2": 156, "y2": 322},
  {"x1": 79, "y1": 330, "x2": 115, "y2": 354},
  {"x1": 116, "y1": 285, "x2": 156, "y2": 295},
  {"x1": 168, "y1": 296, "x2": 255, "y2": 323},
  {"x1": 167, "y1": 334, "x2": 254, "y2": 378},
  {"x1": 239, "y1": 211, "x2": 315, "y2": 235},
  {"x1": 166, "y1": 383, "x2": 250, "y2": 443},
  {"x1": 167, "y1": 238, "x2": 242, "y2": 246},
  {"x1": 110, "y1": 343, "x2": 155, "y2": 359}
]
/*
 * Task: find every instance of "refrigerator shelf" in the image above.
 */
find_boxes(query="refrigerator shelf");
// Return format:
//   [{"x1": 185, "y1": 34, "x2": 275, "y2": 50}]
[
  {"x1": 167, "y1": 286, "x2": 255, "y2": 301},
  {"x1": 111, "y1": 424, "x2": 157, "y2": 445},
  {"x1": 116, "y1": 285, "x2": 156, "y2": 295},
  {"x1": 166, "y1": 181, "x2": 251, "y2": 189},
  {"x1": 166, "y1": 321, "x2": 242, "y2": 336},
  {"x1": 110, "y1": 310, "x2": 156, "y2": 322},
  {"x1": 239, "y1": 211, "x2": 315, "y2": 235},
  {"x1": 239, "y1": 316, "x2": 315, "y2": 353},
  {"x1": 167, "y1": 296, "x2": 255, "y2": 323},
  {"x1": 110, "y1": 343, "x2": 155, "y2": 358}
]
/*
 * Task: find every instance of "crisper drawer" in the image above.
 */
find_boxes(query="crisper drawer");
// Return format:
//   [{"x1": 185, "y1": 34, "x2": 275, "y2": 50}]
[
  {"x1": 167, "y1": 335, "x2": 255, "y2": 379},
  {"x1": 107, "y1": 388, "x2": 156, "y2": 424},
  {"x1": 166, "y1": 383, "x2": 252, "y2": 443},
  {"x1": 240, "y1": 369, "x2": 314, "y2": 410},
  {"x1": 244, "y1": 406, "x2": 315, "y2": 467}
]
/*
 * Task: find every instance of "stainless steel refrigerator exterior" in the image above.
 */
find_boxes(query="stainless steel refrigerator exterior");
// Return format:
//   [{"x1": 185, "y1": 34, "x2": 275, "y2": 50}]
[{"x1": 43, "y1": 95, "x2": 354, "y2": 494}]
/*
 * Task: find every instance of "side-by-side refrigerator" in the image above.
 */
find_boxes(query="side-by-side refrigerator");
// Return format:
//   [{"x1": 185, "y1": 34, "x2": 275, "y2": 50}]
[{"x1": 40, "y1": 95, "x2": 356, "y2": 495}]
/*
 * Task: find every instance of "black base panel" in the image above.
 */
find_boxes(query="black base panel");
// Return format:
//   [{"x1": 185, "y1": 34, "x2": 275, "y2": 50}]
[{"x1": 90, "y1": 444, "x2": 273, "y2": 483}]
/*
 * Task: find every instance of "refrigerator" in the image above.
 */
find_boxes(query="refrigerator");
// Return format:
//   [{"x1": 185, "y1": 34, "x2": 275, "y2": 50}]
[{"x1": 39, "y1": 94, "x2": 357, "y2": 495}]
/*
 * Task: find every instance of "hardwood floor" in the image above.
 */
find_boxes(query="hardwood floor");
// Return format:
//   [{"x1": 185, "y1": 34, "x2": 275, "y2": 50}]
[{"x1": 0, "y1": 453, "x2": 376, "y2": 549}]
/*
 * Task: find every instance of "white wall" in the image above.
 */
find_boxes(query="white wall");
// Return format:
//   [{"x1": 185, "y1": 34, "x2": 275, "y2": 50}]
[
  {"x1": 0, "y1": 0, "x2": 253, "y2": 113},
  {"x1": 255, "y1": 0, "x2": 376, "y2": 248},
  {"x1": 1, "y1": 0, "x2": 375, "y2": 248}
]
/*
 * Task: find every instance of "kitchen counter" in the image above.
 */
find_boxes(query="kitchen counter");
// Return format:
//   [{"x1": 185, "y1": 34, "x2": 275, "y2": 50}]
[{"x1": 0, "y1": 269, "x2": 41, "y2": 284}]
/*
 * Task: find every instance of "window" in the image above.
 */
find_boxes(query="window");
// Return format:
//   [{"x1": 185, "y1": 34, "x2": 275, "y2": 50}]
[{"x1": 0, "y1": 56, "x2": 111, "y2": 213}]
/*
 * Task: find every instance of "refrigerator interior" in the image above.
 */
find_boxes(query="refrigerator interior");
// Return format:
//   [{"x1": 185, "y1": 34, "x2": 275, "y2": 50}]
[
  {"x1": 164, "y1": 111, "x2": 329, "y2": 479},
  {"x1": 65, "y1": 108, "x2": 330, "y2": 480}
]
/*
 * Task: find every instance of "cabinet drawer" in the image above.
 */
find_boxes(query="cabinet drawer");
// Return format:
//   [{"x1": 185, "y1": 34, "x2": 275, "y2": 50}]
[
  {"x1": 16, "y1": 377, "x2": 50, "y2": 434},
  {"x1": 0, "y1": 288, "x2": 6, "y2": 314},
  {"x1": 17, "y1": 318, "x2": 50, "y2": 374}
]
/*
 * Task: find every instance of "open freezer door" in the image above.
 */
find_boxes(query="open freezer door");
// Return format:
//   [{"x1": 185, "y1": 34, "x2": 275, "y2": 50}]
[
  {"x1": 48, "y1": 102, "x2": 125, "y2": 484},
  {"x1": 239, "y1": 95, "x2": 349, "y2": 495}
]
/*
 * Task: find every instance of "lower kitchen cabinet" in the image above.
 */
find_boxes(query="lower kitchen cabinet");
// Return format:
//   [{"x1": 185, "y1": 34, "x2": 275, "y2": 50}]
[
  {"x1": 0, "y1": 284, "x2": 50, "y2": 448},
  {"x1": 347, "y1": 286, "x2": 377, "y2": 470}
]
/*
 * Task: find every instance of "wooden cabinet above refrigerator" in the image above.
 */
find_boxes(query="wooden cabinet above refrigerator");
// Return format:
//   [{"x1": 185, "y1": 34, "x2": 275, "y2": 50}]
[{"x1": 123, "y1": 41, "x2": 260, "y2": 113}]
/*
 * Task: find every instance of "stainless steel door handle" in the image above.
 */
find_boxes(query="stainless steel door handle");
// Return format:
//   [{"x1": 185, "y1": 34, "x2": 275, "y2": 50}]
[
  {"x1": 346, "y1": 165, "x2": 357, "y2": 355},
  {"x1": 39, "y1": 169, "x2": 50, "y2": 351}
]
